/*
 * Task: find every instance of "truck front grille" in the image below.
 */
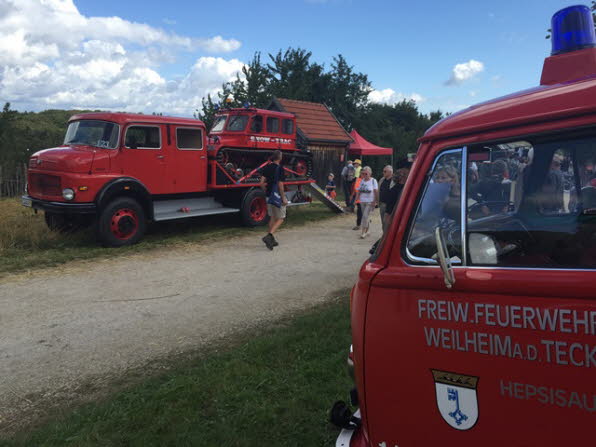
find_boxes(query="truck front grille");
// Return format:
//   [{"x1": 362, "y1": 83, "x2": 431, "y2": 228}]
[{"x1": 28, "y1": 173, "x2": 62, "y2": 197}]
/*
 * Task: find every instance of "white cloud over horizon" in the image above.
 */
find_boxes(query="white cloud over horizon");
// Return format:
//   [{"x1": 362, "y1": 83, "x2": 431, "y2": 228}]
[
  {"x1": 445, "y1": 59, "x2": 484, "y2": 86},
  {"x1": 368, "y1": 88, "x2": 425, "y2": 105},
  {"x1": 0, "y1": 0, "x2": 243, "y2": 114}
]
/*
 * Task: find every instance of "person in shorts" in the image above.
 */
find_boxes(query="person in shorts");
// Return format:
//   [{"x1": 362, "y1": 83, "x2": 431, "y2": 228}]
[
  {"x1": 259, "y1": 150, "x2": 288, "y2": 250},
  {"x1": 325, "y1": 173, "x2": 337, "y2": 199}
]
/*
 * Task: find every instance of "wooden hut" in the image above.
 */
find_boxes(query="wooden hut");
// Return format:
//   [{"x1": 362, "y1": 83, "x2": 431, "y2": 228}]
[{"x1": 269, "y1": 98, "x2": 352, "y2": 185}]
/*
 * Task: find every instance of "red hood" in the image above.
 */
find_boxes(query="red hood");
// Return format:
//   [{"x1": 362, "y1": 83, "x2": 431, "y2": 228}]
[{"x1": 30, "y1": 145, "x2": 111, "y2": 173}]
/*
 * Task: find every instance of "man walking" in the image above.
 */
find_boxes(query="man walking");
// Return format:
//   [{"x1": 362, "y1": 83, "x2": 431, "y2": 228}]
[
  {"x1": 259, "y1": 150, "x2": 288, "y2": 250},
  {"x1": 378, "y1": 165, "x2": 394, "y2": 233},
  {"x1": 341, "y1": 160, "x2": 356, "y2": 210}
]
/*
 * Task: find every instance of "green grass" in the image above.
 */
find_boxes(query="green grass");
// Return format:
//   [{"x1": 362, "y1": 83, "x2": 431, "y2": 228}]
[
  {"x1": 2, "y1": 295, "x2": 353, "y2": 447},
  {"x1": 0, "y1": 199, "x2": 337, "y2": 278}
]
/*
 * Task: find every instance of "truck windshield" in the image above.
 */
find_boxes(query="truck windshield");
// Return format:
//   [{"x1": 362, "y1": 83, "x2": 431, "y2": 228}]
[
  {"x1": 211, "y1": 115, "x2": 227, "y2": 133},
  {"x1": 226, "y1": 115, "x2": 248, "y2": 131},
  {"x1": 64, "y1": 120, "x2": 120, "y2": 149}
]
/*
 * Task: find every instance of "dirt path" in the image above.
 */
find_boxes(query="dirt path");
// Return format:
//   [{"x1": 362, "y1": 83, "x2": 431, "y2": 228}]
[{"x1": 0, "y1": 212, "x2": 380, "y2": 434}]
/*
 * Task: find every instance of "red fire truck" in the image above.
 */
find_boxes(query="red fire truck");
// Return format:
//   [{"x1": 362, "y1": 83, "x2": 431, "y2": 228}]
[
  {"x1": 332, "y1": 5, "x2": 596, "y2": 446},
  {"x1": 21, "y1": 107, "x2": 313, "y2": 246}
]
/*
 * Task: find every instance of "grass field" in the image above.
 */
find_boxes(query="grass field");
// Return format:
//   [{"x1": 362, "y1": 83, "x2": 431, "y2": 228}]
[
  {"x1": 2, "y1": 295, "x2": 353, "y2": 447},
  {"x1": 0, "y1": 198, "x2": 338, "y2": 278}
]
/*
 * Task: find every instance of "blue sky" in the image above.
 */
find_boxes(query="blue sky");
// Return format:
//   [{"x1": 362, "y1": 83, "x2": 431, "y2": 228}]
[{"x1": 0, "y1": 0, "x2": 581, "y2": 115}]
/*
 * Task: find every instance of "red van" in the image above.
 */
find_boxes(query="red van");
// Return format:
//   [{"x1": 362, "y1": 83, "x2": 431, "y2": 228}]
[{"x1": 333, "y1": 5, "x2": 596, "y2": 446}]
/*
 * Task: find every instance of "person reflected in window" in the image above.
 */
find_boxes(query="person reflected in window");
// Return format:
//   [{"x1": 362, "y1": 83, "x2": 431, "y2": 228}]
[{"x1": 470, "y1": 160, "x2": 511, "y2": 216}]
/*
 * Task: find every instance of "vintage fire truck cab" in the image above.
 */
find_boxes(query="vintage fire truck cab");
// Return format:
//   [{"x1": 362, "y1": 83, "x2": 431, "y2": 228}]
[
  {"x1": 22, "y1": 109, "x2": 313, "y2": 246},
  {"x1": 334, "y1": 5, "x2": 596, "y2": 446}
]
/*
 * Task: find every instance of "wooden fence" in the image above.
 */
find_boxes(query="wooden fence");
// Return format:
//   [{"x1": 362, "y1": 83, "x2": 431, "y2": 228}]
[{"x1": 0, "y1": 164, "x2": 27, "y2": 198}]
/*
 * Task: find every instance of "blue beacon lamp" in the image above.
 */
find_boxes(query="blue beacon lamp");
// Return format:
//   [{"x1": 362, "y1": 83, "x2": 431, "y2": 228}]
[{"x1": 551, "y1": 5, "x2": 596, "y2": 55}]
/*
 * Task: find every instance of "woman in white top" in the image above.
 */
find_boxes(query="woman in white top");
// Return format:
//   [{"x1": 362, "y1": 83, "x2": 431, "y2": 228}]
[{"x1": 355, "y1": 166, "x2": 379, "y2": 238}]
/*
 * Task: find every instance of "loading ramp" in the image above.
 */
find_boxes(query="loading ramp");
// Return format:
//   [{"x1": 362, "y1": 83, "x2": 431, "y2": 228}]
[{"x1": 306, "y1": 183, "x2": 345, "y2": 214}]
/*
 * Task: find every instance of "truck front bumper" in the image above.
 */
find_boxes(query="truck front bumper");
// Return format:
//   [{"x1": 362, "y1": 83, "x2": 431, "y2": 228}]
[{"x1": 22, "y1": 195, "x2": 97, "y2": 214}]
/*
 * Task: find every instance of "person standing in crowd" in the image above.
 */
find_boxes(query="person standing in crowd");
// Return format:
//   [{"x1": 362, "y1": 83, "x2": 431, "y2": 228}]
[
  {"x1": 355, "y1": 166, "x2": 379, "y2": 239},
  {"x1": 259, "y1": 150, "x2": 287, "y2": 250},
  {"x1": 353, "y1": 159, "x2": 362, "y2": 180},
  {"x1": 341, "y1": 160, "x2": 356, "y2": 210},
  {"x1": 378, "y1": 165, "x2": 394, "y2": 232},
  {"x1": 351, "y1": 172, "x2": 363, "y2": 230},
  {"x1": 384, "y1": 167, "x2": 410, "y2": 227}
]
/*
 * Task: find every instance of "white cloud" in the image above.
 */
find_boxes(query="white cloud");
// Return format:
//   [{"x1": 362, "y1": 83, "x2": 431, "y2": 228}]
[
  {"x1": 368, "y1": 88, "x2": 425, "y2": 105},
  {"x1": 163, "y1": 18, "x2": 176, "y2": 25},
  {"x1": 445, "y1": 59, "x2": 484, "y2": 86},
  {"x1": 0, "y1": 0, "x2": 243, "y2": 114}
]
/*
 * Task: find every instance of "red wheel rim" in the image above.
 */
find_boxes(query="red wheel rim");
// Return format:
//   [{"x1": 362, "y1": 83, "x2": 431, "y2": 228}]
[
  {"x1": 249, "y1": 196, "x2": 267, "y2": 222},
  {"x1": 294, "y1": 160, "x2": 307, "y2": 176},
  {"x1": 110, "y1": 208, "x2": 138, "y2": 240}
]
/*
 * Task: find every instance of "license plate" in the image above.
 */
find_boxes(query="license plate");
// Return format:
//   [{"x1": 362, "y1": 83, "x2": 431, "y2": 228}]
[{"x1": 21, "y1": 197, "x2": 32, "y2": 207}]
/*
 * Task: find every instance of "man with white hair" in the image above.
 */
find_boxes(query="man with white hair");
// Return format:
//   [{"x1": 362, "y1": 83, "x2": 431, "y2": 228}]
[{"x1": 378, "y1": 165, "x2": 394, "y2": 232}]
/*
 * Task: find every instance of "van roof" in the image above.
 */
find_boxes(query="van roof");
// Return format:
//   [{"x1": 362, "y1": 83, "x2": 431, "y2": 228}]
[
  {"x1": 421, "y1": 76, "x2": 596, "y2": 143},
  {"x1": 68, "y1": 112, "x2": 205, "y2": 127}
]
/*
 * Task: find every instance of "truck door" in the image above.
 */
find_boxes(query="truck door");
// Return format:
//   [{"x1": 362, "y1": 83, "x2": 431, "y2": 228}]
[
  {"x1": 171, "y1": 125, "x2": 207, "y2": 193},
  {"x1": 365, "y1": 134, "x2": 596, "y2": 446},
  {"x1": 117, "y1": 124, "x2": 172, "y2": 194}
]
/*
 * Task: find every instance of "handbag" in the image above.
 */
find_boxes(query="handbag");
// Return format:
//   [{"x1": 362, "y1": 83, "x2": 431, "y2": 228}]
[{"x1": 267, "y1": 164, "x2": 283, "y2": 208}]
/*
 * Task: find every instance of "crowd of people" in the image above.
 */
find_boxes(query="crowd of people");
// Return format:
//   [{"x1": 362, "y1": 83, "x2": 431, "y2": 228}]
[{"x1": 340, "y1": 159, "x2": 411, "y2": 239}]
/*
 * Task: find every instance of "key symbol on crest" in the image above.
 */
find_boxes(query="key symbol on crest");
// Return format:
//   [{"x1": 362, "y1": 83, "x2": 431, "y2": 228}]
[{"x1": 447, "y1": 388, "x2": 468, "y2": 426}]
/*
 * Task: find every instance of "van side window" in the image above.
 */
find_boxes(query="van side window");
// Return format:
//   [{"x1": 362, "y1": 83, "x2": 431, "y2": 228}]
[
  {"x1": 466, "y1": 136, "x2": 596, "y2": 269},
  {"x1": 406, "y1": 150, "x2": 463, "y2": 263},
  {"x1": 267, "y1": 117, "x2": 279, "y2": 133},
  {"x1": 176, "y1": 128, "x2": 203, "y2": 150},
  {"x1": 282, "y1": 119, "x2": 293, "y2": 134},
  {"x1": 125, "y1": 126, "x2": 161, "y2": 149}
]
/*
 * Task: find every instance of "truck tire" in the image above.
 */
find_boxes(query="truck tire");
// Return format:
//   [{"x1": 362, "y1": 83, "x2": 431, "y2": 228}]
[
  {"x1": 96, "y1": 197, "x2": 146, "y2": 247},
  {"x1": 240, "y1": 189, "x2": 270, "y2": 227},
  {"x1": 44, "y1": 212, "x2": 92, "y2": 233}
]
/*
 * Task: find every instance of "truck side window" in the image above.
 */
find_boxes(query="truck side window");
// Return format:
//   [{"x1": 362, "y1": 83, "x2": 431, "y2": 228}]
[
  {"x1": 267, "y1": 117, "x2": 279, "y2": 133},
  {"x1": 466, "y1": 135, "x2": 596, "y2": 268},
  {"x1": 282, "y1": 119, "x2": 293, "y2": 134},
  {"x1": 176, "y1": 128, "x2": 203, "y2": 150},
  {"x1": 251, "y1": 115, "x2": 263, "y2": 133},
  {"x1": 125, "y1": 126, "x2": 161, "y2": 149},
  {"x1": 406, "y1": 150, "x2": 462, "y2": 264}
]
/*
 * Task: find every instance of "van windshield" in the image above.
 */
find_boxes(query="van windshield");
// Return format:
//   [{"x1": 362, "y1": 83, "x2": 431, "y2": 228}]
[{"x1": 64, "y1": 120, "x2": 120, "y2": 149}]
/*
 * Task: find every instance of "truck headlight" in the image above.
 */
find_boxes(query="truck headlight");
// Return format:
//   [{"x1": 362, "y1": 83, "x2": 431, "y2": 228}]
[{"x1": 62, "y1": 188, "x2": 75, "y2": 201}]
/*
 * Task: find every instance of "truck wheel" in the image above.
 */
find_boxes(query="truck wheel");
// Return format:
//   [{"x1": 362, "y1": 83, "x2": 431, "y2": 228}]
[
  {"x1": 240, "y1": 189, "x2": 270, "y2": 227},
  {"x1": 96, "y1": 197, "x2": 146, "y2": 247},
  {"x1": 44, "y1": 212, "x2": 92, "y2": 233}
]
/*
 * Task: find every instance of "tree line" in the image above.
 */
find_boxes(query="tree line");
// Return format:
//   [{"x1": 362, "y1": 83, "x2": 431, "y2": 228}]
[{"x1": 0, "y1": 47, "x2": 445, "y2": 197}]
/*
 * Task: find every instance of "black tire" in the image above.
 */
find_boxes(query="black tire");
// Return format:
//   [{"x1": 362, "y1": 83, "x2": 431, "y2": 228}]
[
  {"x1": 96, "y1": 197, "x2": 146, "y2": 247},
  {"x1": 44, "y1": 212, "x2": 93, "y2": 233},
  {"x1": 240, "y1": 189, "x2": 270, "y2": 227}
]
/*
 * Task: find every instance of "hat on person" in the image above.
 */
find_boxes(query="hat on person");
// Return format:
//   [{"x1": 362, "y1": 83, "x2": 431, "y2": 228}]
[{"x1": 354, "y1": 159, "x2": 362, "y2": 165}]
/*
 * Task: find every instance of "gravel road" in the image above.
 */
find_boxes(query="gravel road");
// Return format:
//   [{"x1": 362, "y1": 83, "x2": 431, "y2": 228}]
[{"x1": 0, "y1": 212, "x2": 380, "y2": 434}]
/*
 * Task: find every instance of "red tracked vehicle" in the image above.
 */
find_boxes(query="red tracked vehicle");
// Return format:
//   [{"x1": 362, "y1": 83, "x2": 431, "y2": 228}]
[{"x1": 21, "y1": 108, "x2": 314, "y2": 246}]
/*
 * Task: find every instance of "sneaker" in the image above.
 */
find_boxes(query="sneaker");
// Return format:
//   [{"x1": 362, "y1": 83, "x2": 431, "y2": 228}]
[
  {"x1": 262, "y1": 234, "x2": 274, "y2": 250},
  {"x1": 352, "y1": 225, "x2": 360, "y2": 230},
  {"x1": 271, "y1": 235, "x2": 279, "y2": 247},
  {"x1": 360, "y1": 233, "x2": 366, "y2": 239}
]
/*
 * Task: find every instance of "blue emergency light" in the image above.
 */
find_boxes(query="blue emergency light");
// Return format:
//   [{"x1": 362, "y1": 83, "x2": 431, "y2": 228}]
[{"x1": 551, "y1": 5, "x2": 596, "y2": 55}]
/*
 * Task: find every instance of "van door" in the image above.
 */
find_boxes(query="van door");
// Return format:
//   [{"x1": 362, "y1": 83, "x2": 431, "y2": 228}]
[
  {"x1": 116, "y1": 124, "x2": 171, "y2": 194},
  {"x1": 365, "y1": 134, "x2": 596, "y2": 446},
  {"x1": 171, "y1": 126, "x2": 207, "y2": 193}
]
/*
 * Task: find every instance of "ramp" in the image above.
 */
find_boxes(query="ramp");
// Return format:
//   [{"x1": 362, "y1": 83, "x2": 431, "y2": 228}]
[{"x1": 306, "y1": 183, "x2": 345, "y2": 214}]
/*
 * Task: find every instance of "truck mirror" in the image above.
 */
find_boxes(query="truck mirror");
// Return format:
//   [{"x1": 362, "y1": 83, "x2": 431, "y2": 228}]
[{"x1": 434, "y1": 227, "x2": 456, "y2": 289}]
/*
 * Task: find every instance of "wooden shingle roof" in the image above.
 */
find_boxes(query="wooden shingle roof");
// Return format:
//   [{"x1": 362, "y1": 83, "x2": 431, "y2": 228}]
[{"x1": 271, "y1": 98, "x2": 352, "y2": 144}]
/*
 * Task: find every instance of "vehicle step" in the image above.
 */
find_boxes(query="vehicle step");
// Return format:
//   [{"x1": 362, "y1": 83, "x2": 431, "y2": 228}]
[{"x1": 153, "y1": 198, "x2": 239, "y2": 222}]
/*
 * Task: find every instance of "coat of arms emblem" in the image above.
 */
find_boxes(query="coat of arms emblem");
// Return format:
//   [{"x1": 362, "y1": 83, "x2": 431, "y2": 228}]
[{"x1": 431, "y1": 369, "x2": 479, "y2": 431}]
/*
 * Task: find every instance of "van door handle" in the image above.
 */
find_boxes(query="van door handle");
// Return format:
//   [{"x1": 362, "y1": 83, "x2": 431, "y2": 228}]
[
  {"x1": 156, "y1": 155, "x2": 164, "y2": 159},
  {"x1": 200, "y1": 156, "x2": 206, "y2": 159}
]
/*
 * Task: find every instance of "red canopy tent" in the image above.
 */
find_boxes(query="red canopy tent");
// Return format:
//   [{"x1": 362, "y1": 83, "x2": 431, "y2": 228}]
[{"x1": 348, "y1": 130, "x2": 393, "y2": 156}]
